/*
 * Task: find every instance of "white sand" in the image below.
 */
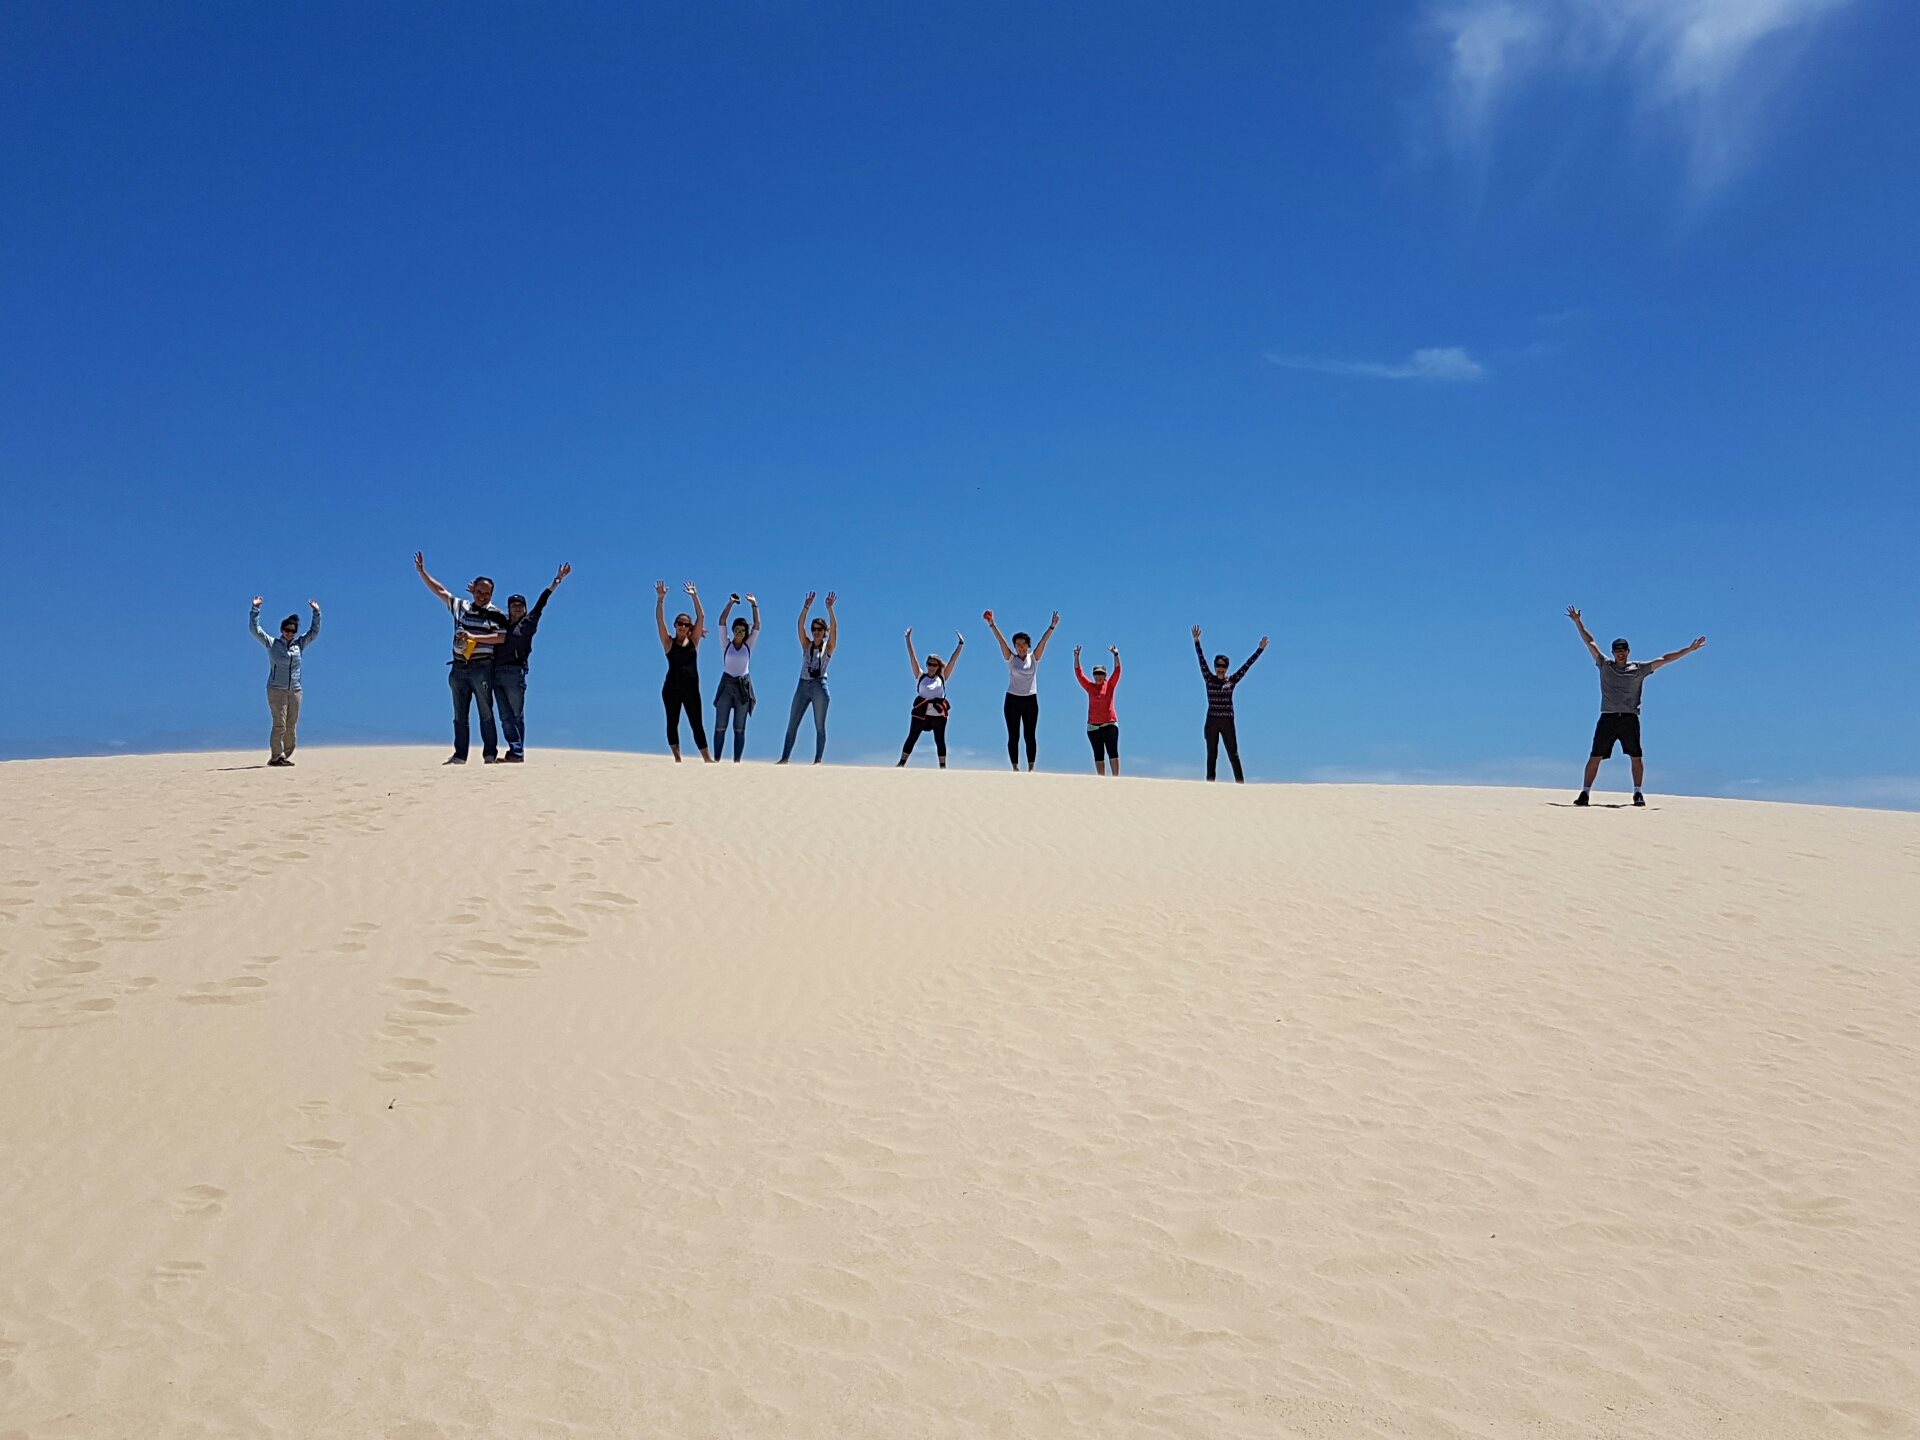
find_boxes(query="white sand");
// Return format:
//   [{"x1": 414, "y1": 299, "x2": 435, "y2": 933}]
[{"x1": 2, "y1": 747, "x2": 1917, "y2": 1439}]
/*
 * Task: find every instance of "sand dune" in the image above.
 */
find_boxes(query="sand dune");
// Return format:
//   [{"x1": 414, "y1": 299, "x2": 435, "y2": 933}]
[{"x1": 2, "y1": 747, "x2": 1917, "y2": 1438}]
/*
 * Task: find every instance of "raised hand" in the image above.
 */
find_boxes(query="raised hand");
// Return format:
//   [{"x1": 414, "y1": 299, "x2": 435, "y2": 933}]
[
  {"x1": 1566, "y1": 606, "x2": 1582, "y2": 623},
  {"x1": 655, "y1": 580, "x2": 668, "y2": 599},
  {"x1": 982, "y1": 609, "x2": 995, "y2": 623},
  {"x1": 1192, "y1": 624, "x2": 1202, "y2": 640},
  {"x1": 685, "y1": 582, "x2": 699, "y2": 596},
  {"x1": 1109, "y1": 645, "x2": 1119, "y2": 657},
  {"x1": 552, "y1": 562, "x2": 572, "y2": 587},
  {"x1": 1258, "y1": 636, "x2": 1269, "y2": 649},
  {"x1": 251, "y1": 595, "x2": 264, "y2": 607},
  {"x1": 414, "y1": 551, "x2": 427, "y2": 570},
  {"x1": 954, "y1": 630, "x2": 965, "y2": 646},
  {"x1": 825, "y1": 591, "x2": 837, "y2": 608},
  {"x1": 745, "y1": 593, "x2": 758, "y2": 605},
  {"x1": 804, "y1": 591, "x2": 817, "y2": 607},
  {"x1": 309, "y1": 599, "x2": 320, "y2": 610},
  {"x1": 1691, "y1": 636, "x2": 1708, "y2": 650},
  {"x1": 1074, "y1": 644, "x2": 1083, "y2": 657},
  {"x1": 1050, "y1": 611, "x2": 1061, "y2": 628},
  {"x1": 904, "y1": 626, "x2": 913, "y2": 640}
]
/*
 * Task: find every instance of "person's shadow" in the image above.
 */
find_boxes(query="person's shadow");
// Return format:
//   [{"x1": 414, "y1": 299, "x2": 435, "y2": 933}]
[
  {"x1": 212, "y1": 764, "x2": 270, "y2": 772},
  {"x1": 1545, "y1": 801, "x2": 1655, "y2": 810}
]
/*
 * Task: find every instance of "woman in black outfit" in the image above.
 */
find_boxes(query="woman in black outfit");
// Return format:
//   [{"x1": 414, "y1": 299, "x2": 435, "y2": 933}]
[
  {"x1": 1193, "y1": 623, "x2": 1268, "y2": 782},
  {"x1": 656, "y1": 580, "x2": 716, "y2": 763}
]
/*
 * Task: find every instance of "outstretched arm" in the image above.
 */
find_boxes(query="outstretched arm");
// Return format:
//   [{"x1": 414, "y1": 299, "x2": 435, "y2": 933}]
[
  {"x1": 905, "y1": 628, "x2": 921, "y2": 680},
  {"x1": 689, "y1": 584, "x2": 708, "y2": 644},
  {"x1": 982, "y1": 610, "x2": 1012, "y2": 662},
  {"x1": 1193, "y1": 627, "x2": 1210, "y2": 679},
  {"x1": 747, "y1": 593, "x2": 761, "y2": 643},
  {"x1": 299, "y1": 600, "x2": 321, "y2": 647},
  {"x1": 717, "y1": 595, "x2": 736, "y2": 637},
  {"x1": 1109, "y1": 647, "x2": 1121, "y2": 688},
  {"x1": 825, "y1": 592, "x2": 839, "y2": 656},
  {"x1": 530, "y1": 562, "x2": 569, "y2": 628},
  {"x1": 415, "y1": 551, "x2": 453, "y2": 606},
  {"x1": 1032, "y1": 611, "x2": 1061, "y2": 661},
  {"x1": 655, "y1": 582, "x2": 673, "y2": 652},
  {"x1": 1646, "y1": 636, "x2": 1707, "y2": 672},
  {"x1": 1074, "y1": 645, "x2": 1091, "y2": 690},
  {"x1": 797, "y1": 592, "x2": 815, "y2": 649},
  {"x1": 1567, "y1": 606, "x2": 1604, "y2": 664},
  {"x1": 1231, "y1": 637, "x2": 1268, "y2": 685},
  {"x1": 944, "y1": 633, "x2": 967, "y2": 679}
]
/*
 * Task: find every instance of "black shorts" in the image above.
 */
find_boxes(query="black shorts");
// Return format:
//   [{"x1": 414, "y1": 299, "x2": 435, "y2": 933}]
[
  {"x1": 1086, "y1": 723, "x2": 1119, "y2": 761},
  {"x1": 1590, "y1": 712, "x2": 1642, "y2": 759}
]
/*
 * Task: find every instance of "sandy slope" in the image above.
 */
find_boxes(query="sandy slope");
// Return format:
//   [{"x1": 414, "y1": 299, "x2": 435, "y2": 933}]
[{"x1": 2, "y1": 747, "x2": 1917, "y2": 1439}]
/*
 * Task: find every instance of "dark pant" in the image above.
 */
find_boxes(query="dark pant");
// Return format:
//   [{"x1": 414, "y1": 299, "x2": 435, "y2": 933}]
[
  {"x1": 1590, "y1": 712, "x2": 1643, "y2": 758},
  {"x1": 902, "y1": 714, "x2": 948, "y2": 761},
  {"x1": 713, "y1": 674, "x2": 752, "y2": 761},
  {"x1": 780, "y1": 678, "x2": 830, "y2": 763},
  {"x1": 449, "y1": 661, "x2": 498, "y2": 761},
  {"x1": 1087, "y1": 723, "x2": 1119, "y2": 762},
  {"x1": 492, "y1": 665, "x2": 528, "y2": 757},
  {"x1": 1205, "y1": 715, "x2": 1242, "y2": 782},
  {"x1": 664, "y1": 681, "x2": 707, "y2": 752},
  {"x1": 1004, "y1": 693, "x2": 1038, "y2": 768}
]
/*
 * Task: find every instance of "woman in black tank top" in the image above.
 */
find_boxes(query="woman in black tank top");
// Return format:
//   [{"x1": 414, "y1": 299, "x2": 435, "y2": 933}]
[{"x1": 655, "y1": 580, "x2": 714, "y2": 762}]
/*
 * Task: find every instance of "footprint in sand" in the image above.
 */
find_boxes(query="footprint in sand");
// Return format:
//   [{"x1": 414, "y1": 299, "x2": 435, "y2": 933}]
[
  {"x1": 151, "y1": 1259, "x2": 206, "y2": 1291},
  {"x1": 173, "y1": 1184, "x2": 229, "y2": 1216},
  {"x1": 375, "y1": 1058, "x2": 436, "y2": 1082},
  {"x1": 287, "y1": 1137, "x2": 346, "y2": 1157},
  {"x1": 178, "y1": 976, "x2": 272, "y2": 1005}
]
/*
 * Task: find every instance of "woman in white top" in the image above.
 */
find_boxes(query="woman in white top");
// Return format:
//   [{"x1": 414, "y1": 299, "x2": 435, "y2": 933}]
[
  {"x1": 712, "y1": 592, "x2": 761, "y2": 763},
  {"x1": 983, "y1": 608, "x2": 1059, "y2": 772},
  {"x1": 777, "y1": 591, "x2": 838, "y2": 765},
  {"x1": 897, "y1": 626, "x2": 966, "y2": 768}
]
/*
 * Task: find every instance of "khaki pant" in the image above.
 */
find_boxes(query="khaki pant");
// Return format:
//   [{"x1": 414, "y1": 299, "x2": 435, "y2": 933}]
[{"x1": 268, "y1": 687, "x2": 302, "y2": 761}]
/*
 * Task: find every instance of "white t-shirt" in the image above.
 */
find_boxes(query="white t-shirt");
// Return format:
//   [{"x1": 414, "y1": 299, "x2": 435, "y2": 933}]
[
  {"x1": 722, "y1": 633, "x2": 757, "y2": 678},
  {"x1": 1005, "y1": 653, "x2": 1039, "y2": 697},
  {"x1": 916, "y1": 674, "x2": 947, "y2": 705},
  {"x1": 800, "y1": 644, "x2": 832, "y2": 680}
]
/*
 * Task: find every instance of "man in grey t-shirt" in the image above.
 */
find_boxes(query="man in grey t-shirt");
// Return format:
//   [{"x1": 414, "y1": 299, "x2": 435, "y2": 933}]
[{"x1": 1566, "y1": 607, "x2": 1706, "y2": 807}]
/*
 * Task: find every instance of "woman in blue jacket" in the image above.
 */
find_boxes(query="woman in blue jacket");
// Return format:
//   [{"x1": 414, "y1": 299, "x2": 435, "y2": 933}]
[{"x1": 251, "y1": 597, "x2": 321, "y2": 766}]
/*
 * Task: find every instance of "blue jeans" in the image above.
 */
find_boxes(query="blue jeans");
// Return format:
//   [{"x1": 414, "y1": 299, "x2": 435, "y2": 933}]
[
  {"x1": 449, "y1": 661, "x2": 498, "y2": 761},
  {"x1": 713, "y1": 675, "x2": 751, "y2": 762},
  {"x1": 492, "y1": 665, "x2": 528, "y2": 757},
  {"x1": 780, "y1": 678, "x2": 830, "y2": 762}
]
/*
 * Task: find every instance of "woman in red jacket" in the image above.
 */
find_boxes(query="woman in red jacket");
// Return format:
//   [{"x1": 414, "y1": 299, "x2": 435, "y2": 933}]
[{"x1": 1074, "y1": 645, "x2": 1122, "y2": 777}]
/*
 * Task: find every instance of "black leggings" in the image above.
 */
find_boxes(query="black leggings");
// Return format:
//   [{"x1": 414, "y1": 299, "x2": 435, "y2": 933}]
[
  {"x1": 1003, "y1": 693, "x2": 1038, "y2": 768},
  {"x1": 902, "y1": 714, "x2": 949, "y2": 761},
  {"x1": 1205, "y1": 715, "x2": 1242, "y2": 782},
  {"x1": 1087, "y1": 724, "x2": 1119, "y2": 762},
  {"x1": 664, "y1": 682, "x2": 708, "y2": 752}
]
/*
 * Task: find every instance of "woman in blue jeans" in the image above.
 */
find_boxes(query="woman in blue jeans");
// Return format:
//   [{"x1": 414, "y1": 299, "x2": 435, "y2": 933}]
[
  {"x1": 777, "y1": 591, "x2": 838, "y2": 764},
  {"x1": 712, "y1": 593, "x2": 761, "y2": 762}
]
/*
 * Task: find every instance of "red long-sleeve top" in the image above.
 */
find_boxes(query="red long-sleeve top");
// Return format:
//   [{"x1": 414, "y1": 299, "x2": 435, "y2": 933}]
[{"x1": 1075, "y1": 657, "x2": 1121, "y2": 725}]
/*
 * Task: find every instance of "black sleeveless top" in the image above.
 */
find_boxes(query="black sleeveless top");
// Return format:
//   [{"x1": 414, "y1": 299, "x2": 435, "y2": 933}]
[{"x1": 665, "y1": 639, "x2": 700, "y2": 685}]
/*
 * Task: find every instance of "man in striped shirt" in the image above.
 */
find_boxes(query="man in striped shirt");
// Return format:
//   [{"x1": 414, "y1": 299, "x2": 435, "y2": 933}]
[
  {"x1": 1194, "y1": 625, "x2": 1268, "y2": 783},
  {"x1": 415, "y1": 551, "x2": 509, "y2": 764}
]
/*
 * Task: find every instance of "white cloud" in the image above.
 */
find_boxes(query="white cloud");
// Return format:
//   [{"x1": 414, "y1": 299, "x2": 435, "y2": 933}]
[
  {"x1": 1428, "y1": 0, "x2": 1856, "y2": 196},
  {"x1": 1265, "y1": 346, "x2": 1487, "y2": 382}
]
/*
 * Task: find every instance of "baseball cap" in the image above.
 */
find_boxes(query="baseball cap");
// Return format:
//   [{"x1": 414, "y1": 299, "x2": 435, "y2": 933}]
[{"x1": 1611, "y1": 637, "x2": 1630, "y2": 650}]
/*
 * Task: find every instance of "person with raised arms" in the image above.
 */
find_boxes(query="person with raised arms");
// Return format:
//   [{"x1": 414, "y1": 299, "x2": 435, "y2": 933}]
[
  {"x1": 983, "y1": 608, "x2": 1060, "y2": 772},
  {"x1": 897, "y1": 626, "x2": 966, "y2": 769},
  {"x1": 416, "y1": 551, "x2": 508, "y2": 765},
  {"x1": 655, "y1": 581, "x2": 715, "y2": 763},
  {"x1": 711, "y1": 591, "x2": 761, "y2": 763},
  {"x1": 1194, "y1": 624, "x2": 1267, "y2": 783},
  {"x1": 490, "y1": 562, "x2": 571, "y2": 764},
  {"x1": 1074, "y1": 643, "x2": 1123, "y2": 777},
  {"x1": 777, "y1": 591, "x2": 838, "y2": 765},
  {"x1": 1566, "y1": 606, "x2": 1707, "y2": 807},
  {"x1": 249, "y1": 595, "x2": 321, "y2": 767}
]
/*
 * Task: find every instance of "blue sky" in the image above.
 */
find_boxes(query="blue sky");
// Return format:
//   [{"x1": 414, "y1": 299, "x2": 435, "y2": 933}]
[{"x1": 3, "y1": 1, "x2": 1915, "y2": 804}]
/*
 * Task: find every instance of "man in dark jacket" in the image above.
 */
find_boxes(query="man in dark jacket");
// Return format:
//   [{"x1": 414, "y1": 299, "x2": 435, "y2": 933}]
[{"x1": 492, "y1": 562, "x2": 572, "y2": 763}]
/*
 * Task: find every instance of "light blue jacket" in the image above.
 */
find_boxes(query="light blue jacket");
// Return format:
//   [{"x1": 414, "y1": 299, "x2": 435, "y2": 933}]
[{"x1": 252, "y1": 605, "x2": 321, "y2": 691}]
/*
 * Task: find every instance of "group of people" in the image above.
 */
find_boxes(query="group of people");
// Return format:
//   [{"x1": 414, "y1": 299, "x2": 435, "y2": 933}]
[{"x1": 243, "y1": 562, "x2": 1707, "y2": 801}]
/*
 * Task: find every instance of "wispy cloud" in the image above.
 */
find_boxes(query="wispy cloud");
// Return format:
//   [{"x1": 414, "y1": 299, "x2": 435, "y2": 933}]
[
  {"x1": 1427, "y1": 0, "x2": 1857, "y2": 197},
  {"x1": 1265, "y1": 346, "x2": 1488, "y2": 382}
]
